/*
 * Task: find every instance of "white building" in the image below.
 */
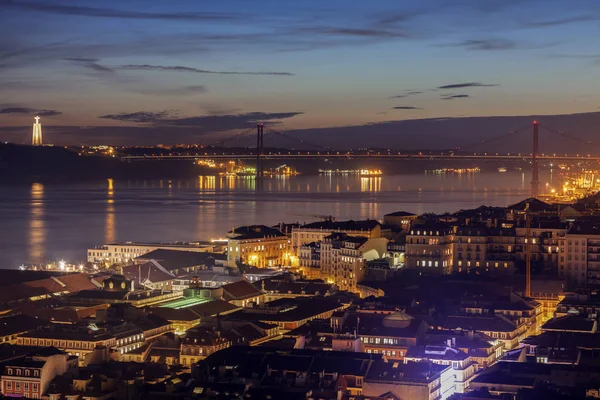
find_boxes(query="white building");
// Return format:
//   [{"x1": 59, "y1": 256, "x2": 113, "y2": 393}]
[
  {"x1": 320, "y1": 233, "x2": 388, "y2": 293},
  {"x1": 87, "y1": 241, "x2": 217, "y2": 265},
  {"x1": 405, "y1": 344, "x2": 476, "y2": 394}
]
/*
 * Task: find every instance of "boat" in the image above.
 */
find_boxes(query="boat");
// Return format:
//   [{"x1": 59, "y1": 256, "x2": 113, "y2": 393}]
[{"x1": 360, "y1": 169, "x2": 382, "y2": 177}]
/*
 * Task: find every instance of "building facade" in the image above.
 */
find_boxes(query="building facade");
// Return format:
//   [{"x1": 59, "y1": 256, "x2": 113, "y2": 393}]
[
  {"x1": 405, "y1": 223, "x2": 454, "y2": 274},
  {"x1": 226, "y1": 225, "x2": 290, "y2": 268},
  {"x1": 320, "y1": 233, "x2": 388, "y2": 293}
]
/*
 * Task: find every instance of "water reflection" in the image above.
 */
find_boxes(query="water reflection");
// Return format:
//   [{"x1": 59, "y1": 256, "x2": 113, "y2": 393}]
[
  {"x1": 28, "y1": 182, "x2": 45, "y2": 264},
  {"x1": 105, "y1": 178, "x2": 115, "y2": 243},
  {"x1": 361, "y1": 177, "x2": 382, "y2": 193}
]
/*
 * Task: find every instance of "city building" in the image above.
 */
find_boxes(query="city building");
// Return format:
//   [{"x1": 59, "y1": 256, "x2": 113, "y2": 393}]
[
  {"x1": 405, "y1": 345, "x2": 476, "y2": 394},
  {"x1": 226, "y1": 225, "x2": 291, "y2": 268},
  {"x1": 1, "y1": 348, "x2": 70, "y2": 399},
  {"x1": 563, "y1": 219, "x2": 600, "y2": 286},
  {"x1": 442, "y1": 315, "x2": 527, "y2": 351},
  {"x1": 0, "y1": 271, "x2": 98, "y2": 315},
  {"x1": 363, "y1": 360, "x2": 454, "y2": 400},
  {"x1": 257, "y1": 276, "x2": 335, "y2": 302},
  {"x1": 179, "y1": 327, "x2": 232, "y2": 366},
  {"x1": 422, "y1": 330, "x2": 503, "y2": 371},
  {"x1": 122, "y1": 261, "x2": 175, "y2": 291},
  {"x1": 221, "y1": 280, "x2": 264, "y2": 307},
  {"x1": 298, "y1": 241, "x2": 321, "y2": 279},
  {"x1": 320, "y1": 233, "x2": 388, "y2": 292},
  {"x1": 383, "y1": 211, "x2": 418, "y2": 231},
  {"x1": 405, "y1": 222, "x2": 454, "y2": 274},
  {"x1": 86, "y1": 241, "x2": 218, "y2": 265},
  {"x1": 291, "y1": 309, "x2": 429, "y2": 360},
  {"x1": 291, "y1": 219, "x2": 387, "y2": 254}
]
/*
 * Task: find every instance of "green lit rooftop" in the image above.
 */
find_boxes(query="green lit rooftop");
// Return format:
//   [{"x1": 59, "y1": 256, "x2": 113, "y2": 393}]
[{"x1": 160, "y1": 297, "x2": 209, "y2": 309}]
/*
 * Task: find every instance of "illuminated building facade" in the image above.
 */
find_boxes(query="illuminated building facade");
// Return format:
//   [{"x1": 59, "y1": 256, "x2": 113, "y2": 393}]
[
  {"x1": 87, "y1": 241, "x2": 216, "y2": 265},
  {"x1": 320, "y1": 233, "x2": 388, "y2": 293},
  {"x1": 405, "y1": 223, "x2": 454, "y2": 274},
  {"x1": 226, "y1": 225, "x2": 290, "y2": 268},
  {"x1": 32, "y1": 116, "x2": 43, "y2": 146},
  {"x1": 1, "y1": 350, "x2": 69, "y2": 399},
  {"x1": 291, "y1": 219, "x2": 386, "y2": 255}
]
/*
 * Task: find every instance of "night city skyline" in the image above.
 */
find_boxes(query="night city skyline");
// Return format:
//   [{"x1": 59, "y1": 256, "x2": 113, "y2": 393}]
[{"x1": 1, "y1": 0, "x2": 600, "y2": 149}]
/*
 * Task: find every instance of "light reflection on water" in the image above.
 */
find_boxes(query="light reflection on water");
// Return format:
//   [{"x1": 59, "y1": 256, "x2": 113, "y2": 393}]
[{"x1": 0, "y1": 171, "x2": 547, "y2": 267}]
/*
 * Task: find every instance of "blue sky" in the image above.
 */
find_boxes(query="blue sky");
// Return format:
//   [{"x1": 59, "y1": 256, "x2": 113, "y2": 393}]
[{"x1": 1, "y1": 0, "x2": 599, "y2": 146}]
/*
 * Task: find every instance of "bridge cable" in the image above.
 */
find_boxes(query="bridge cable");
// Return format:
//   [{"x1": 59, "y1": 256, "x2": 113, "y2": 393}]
[
  {"x1": 265, "y1": 128, "x2": 329, "y2": 150},
  {"x1": 539, "y1": 124, "x2": 600, "y2": 149},
  {"x1": 450, "y1": 124, "x2": 531, "y2": 152}
]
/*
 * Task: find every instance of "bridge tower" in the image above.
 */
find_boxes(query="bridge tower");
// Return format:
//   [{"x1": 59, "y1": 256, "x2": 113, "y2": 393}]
[
  {"x1": 531, "y1": 121, "x2": 539, "y2": 198},
  {"x1": 32, "y1": 116, "x2": 43, "y2": 146},
  {"x1": 256, "y1": 123, "x2": 264, "y2": 178}
]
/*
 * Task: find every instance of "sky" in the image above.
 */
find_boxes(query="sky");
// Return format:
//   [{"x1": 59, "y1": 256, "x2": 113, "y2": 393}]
[{"x1": 1, "y1": 0, "x2": 600, "y2": 148}]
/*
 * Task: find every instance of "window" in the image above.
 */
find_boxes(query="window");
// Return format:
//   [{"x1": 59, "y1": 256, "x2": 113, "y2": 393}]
[
  {"x1": 16, "y1": 382, "x2": 20, "y2": 391},
  {"x1": 24, "y1": 382, "x2": 29, "y2": 391},
  {"x1": 7, "y1": 368, "x2": 12, "y2": 375},
  {"x1": 7, "y1": 381, "x2": 12, "y2": 390},
  {"x1": 25, "y1": 370, "x2": 30, "y2": 376},
  {"x1": 33, "y1": 383, "x2": 39, "y2": 391},
  {"x1": 16, "y1": 369, "x2": 21, "y2": 375}
]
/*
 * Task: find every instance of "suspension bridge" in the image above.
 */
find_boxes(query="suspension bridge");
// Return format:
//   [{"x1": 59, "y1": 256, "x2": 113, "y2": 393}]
[{"x1": 121, "y1": 121, "x2": 600, "y2": 197}]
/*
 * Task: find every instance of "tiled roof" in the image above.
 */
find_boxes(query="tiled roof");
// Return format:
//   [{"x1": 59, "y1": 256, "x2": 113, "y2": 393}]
[
  {"x1": 222, "y1": 280, "x2": 263, "y2": 300},
  {"x1": 299, "y1": 219, "x2": 381, "y2": 231},
  {"x1": 507, "y1": 198, "x2": 554, "y2": 212},
  {"x1": 228, "y1": 225, "x2": 286, "y2": 240},
  {"x1": 384, "y1": 211, "x2": 416, "y2": 217},
  {"x1": 541, "y1": 315, "x2": 596, "y2": 333},
  {"x1": 135, "y1": 249, "x2": 225, "y2": 270},
  {"x1": 0, "y1": 314, "x2": 45, "y2": 337},
  {"x1": 257, "y1": 278, "x2": 333, "y2": 296},
  {"x1": 406, "y1": 345, "x2": 469, "y2": 361},
  {"x1": 366, "y1": 360, "x2": 446, "y2": 383},
  {"x1": 443, "y1": 315, "x2": 517, "y2": 333},
  {"x1": 0, "y1": 272, "x2": 97, "y2": 305},
  {"x1": 122, "y1": 262, "x2": 174, "y2": 284}
]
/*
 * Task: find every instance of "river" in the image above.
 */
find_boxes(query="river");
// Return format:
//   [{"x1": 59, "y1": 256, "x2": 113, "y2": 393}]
[{"x1": 0, "y1": 171, "x2": 549, "y2": 268}]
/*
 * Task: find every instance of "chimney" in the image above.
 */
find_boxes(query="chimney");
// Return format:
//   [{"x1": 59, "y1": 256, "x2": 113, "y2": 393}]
[
  {"x1": 452, "y1": 337, "x2": 456, "y2": 347},
  {"x1": 468, "y1": 330, "x2": 474, "y2": 341}
]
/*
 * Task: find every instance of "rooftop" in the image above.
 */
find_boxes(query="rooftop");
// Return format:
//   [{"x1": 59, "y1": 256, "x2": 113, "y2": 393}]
[
  {"x1": 542, "y1": 315, "x2": 596, "y2": 333},
  {"x1": 135, "y1": 249, "x2": 225, "y2": 270},
  {"x1": 298, "y1": 219, "x2": 381, "y2": 232},
  {"x1": 228, "y1": 225, "x2": 286, "y2": 240},
  {"x1": 222, "y1": 280, "x2": 263, "y2": 301},
  {"x1": 384, "y1": 211, "x2": 416, "y2": 217},
  {"x1": 443, "y1": 315, "x2": 517, "y2": 333}
]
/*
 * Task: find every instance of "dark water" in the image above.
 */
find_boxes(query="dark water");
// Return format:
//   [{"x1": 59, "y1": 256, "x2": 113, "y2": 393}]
[{"x1": 0, "y1": 171, "x2": 550, "y2": 268}]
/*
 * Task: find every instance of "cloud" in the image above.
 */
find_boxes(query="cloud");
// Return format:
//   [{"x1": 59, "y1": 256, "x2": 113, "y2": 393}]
[
  {"x1": 4, "y1": 1, "x2": 238, "y2": 22},
  {"x1": 99, "y1": 111, "x2": 303, "y2": 132},
  {"x1": 437, "y1": 82, "x2": 498, "y2": 89},
  {"x1": 455, "y1": 39, "x2": 517, "y2": 51},
  {"x1": 0, "y1": 107, "x2": 61, "y2": 116},
  {"x1": 119, "y1": 64, "x2": 294, "y2": 76},
  {"x1": 99, "y1": 111, "x2": 173, "y2": 123},
  {"x1": 296, "y1": 27, "x2": 408, "y2": 39},
  {"x1": 441, "y1": 94, "x2": 470, "y2": 100},
  {"x1": 390, "y1": 91, "x2": 423, "y2": 98},
  {"x1": 393, "y1": 106, "x2": 422, "y2": 110},
  {"x1": 137, "y1": 85, "x2": 208, "y2": 96},
  {"x1": 528, "y1": 15, "x2": 597, "y2": 27},
  {"x1": 64, "y1": 57, "x2": 114, "y2": 73}
]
